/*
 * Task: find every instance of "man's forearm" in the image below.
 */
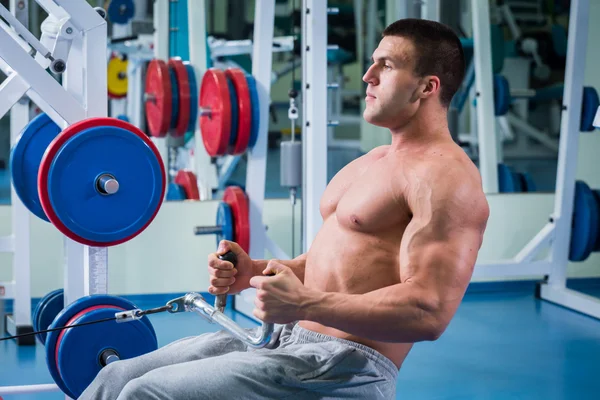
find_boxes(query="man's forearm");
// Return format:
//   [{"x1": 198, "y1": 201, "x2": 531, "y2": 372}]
[
  {"x1": 303, "y1": 283, "x2": 443, "y2": 343},
  {"x1": 252, "y1": 254, "x2": 307, "y2": 283}
]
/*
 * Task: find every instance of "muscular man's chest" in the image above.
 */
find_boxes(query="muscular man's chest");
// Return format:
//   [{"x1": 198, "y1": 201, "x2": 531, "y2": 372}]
[{"x1": 320, "y1": 158, "x2": 411, "y2": 233}]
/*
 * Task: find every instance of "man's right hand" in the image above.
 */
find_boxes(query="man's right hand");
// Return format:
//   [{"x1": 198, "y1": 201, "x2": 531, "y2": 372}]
[{"x1": 208, "y1": 240, "x2": 254, "y2": 295}]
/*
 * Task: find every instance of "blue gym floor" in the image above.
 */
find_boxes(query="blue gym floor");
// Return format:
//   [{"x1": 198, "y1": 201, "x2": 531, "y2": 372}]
[{"x1": 2, "y1": 282, "x2": 600, "y2": 399}]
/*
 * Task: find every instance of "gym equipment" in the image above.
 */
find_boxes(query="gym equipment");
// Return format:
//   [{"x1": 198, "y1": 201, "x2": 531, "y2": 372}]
[
  {"x1": 37, "y1": 117, "x2": 165, "y2": 246},
  {"x1": 174, "y1": 170, "x2": 200, "y2": 200},
  {"x1": 107, "y1": 54, "x2": 128, "y2": 99},
  {"x1": 107, "y1": 0, "x2": 135, "y2": 25},
  {"x1": 492, "y1": 75, "x2": 600, "y2": 131},
  {"x1": 32, "y1": 289, "x2": 64, "y2": 345},
  {"x1": 519, "y1": 172, "x2": 537, "y2": 192},
  {"x1": 168, "y1": 58, "x2": 190, "y2": 137},
  {"x1": 199, "y1": 68, "x2": 231, "y2": 156},
  {"x1": 167, "y1": 251, "x2": 273, "y2": 345},
  {"x1": 166, "y1": 182, "x2": 187, "y2": 201},
  {"x1": 184, "y1": 62, "x2": 199, "y2": 134},
  {"x1": 194, "y1": 186, "x2": 250, "y2": 253},
  {"x1": 225, "y1": 68, "x2": 251, "y2": 155},
  {"x1": 10, "y1": 113, "x2": 61, "y2": 222},
  {"x1": 498, "y1": 163, "x2": 518, "y2": 193},
  {"x1": 497, "y1": 163, "x2": 536, "y2": 193},
  {"x1": 45, "y1": 295, "x2": 157, "y2": 399},
  {"x1": 569, "y1": 181, "x2": 600, "y2": 262},
  {"x1": 144, "y1": 58, "x2": 196, "y2": 138},
  {"x1": 199, "y1": 67, "x2": 261, "y2": 157},
  {"x1": 144, "y1": 59, "x2": 172, "y2": 137},
  {"x1": 12, "y1": 116, "x2": 166, "y2": 246}
]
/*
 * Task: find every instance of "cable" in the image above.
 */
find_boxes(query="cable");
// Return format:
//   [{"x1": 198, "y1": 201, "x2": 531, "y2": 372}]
[{"x1": 0, "y1": 305, "x2": 173, "y2": 342}]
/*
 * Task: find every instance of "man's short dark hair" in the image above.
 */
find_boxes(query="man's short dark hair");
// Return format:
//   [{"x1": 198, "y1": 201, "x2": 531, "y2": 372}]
[{"x1": 383, "y1": 19, "x2": 465, "y2": 108}]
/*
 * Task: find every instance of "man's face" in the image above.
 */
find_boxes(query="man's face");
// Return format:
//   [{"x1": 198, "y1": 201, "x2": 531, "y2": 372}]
[{"x1": 362, "y1": 36, "x2": 424, "y2": 129}]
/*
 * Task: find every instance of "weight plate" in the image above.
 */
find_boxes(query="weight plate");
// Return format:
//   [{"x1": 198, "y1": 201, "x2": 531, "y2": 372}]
[
  {"x1": 245, "y1": 73, "x2": 260, "y2": 149},
  {"x1": 569, "y1": 181, "x2": 600, "y2": 262},
  {"x1": 184, "y1": 62, "x2": 198, "y2": 133},
  {"x1": 38, "y1": 118, "x2": 166, "y2": 246},
  {"x1": 10, "y1": 113, "x2": 61, "y2": 222},
  {"x1": 498, "y1": 163, "x2": 517, "y2": 193},
  {"x1": 225, "y1": 68, "x2": 252, "y2": 155},
  {"x1": 36, "y1": 289, "x2": 64, "y2": 345},
  {"x1": 169, "y1": 58, "x2": 191, "y2": 137},
  {"x1": 169, "y1": 64, "x2": 179, "y2": 130},
  {"x1": 199, "y1": 68, "x2": 231, "y2": 157},
  {"x1": 116, "y1": 114, "x2": 130, "y2": 122},
  {"x1": 107, "y1": 55, "x2": 128, "y2": 99},
  {"x1": 174, "y1": 170, "x2": 200, "y2": 200},
  {"x1": 57, "y1": 306, "x2": 157, "y2": 399},
  {"x1": 145, "y1": 59, "x2": 172, "y2": 137},
  {"x1": 223, "y1": 186, "x2": 249, "y2": 253},
  {"x1": 226, "y1": 76, "x2": 239, "y2": 148},
  {"x1": 107, "y1": 0, "x2": 135, "y2": 25},
  {"x1": 166, "y1": 182, "x2": 186, "y2": 201},
  {"x1": 216, "y1": 202, "x2": 234, "y2": 248},
  {"x1": 45, "y1": 295, "x2": 156, "y2": 398},
  {"x1": 32, "y1": 288, "x2": 63, "y2": 341},
  {"x1": 593, "y1": 190, "x2": 600, "y2": 252}
]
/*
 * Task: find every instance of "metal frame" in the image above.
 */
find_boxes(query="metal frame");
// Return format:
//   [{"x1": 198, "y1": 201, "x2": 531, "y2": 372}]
[
  {"x1": 0, "y1": 0, "x2": 108, "y2": 396},
  {"x1": 0, "y1": 0, "x2": 32, "y2": 349},
  {"x1": 473, "y1": 0, "x2": 600, "y2": 321},
  {"x1": 301, "y1": 0, "x2": 329, "y2": 252},
  {"x1": 471, "y1": 0, "x2": 499, "y2": 193}
]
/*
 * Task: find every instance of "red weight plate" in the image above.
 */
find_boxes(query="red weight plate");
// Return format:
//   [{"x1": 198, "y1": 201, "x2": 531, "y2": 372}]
[
  {"x1": 174, "y1": 170, "x2": 200, "y2": 200},
  {"x1": 168, "y1": 58, "x2": 190, "y2": 138},
  {"x1": 144, "y1": 59, "x2": 172, "y2": 137},
  {"x1": 199, "y1": 69, "x2": 231, "y2": 157},
  {"x1": 224, "y1": 68, "x2": 252, "y2": 155},
  {"x1": 223, "y1": 186, "x2": 249, "y2": 253},
  {"x1": 38, "y1": 117, "x2": 166, "y2": 247}
]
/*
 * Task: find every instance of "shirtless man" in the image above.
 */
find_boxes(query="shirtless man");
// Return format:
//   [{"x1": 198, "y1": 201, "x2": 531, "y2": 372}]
[{"x1": 81, "y1": 18, "x2": 489, "y2": 400}]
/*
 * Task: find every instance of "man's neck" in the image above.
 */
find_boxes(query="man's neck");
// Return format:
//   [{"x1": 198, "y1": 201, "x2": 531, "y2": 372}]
[{"x1": 388, "y1": 110, "x2": 451, "y2": 150}]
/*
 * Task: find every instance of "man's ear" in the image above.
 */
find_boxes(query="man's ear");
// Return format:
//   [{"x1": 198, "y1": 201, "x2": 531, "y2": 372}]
[{"x1": 420, "y1": 76, "x2": 441, "y2": 99}]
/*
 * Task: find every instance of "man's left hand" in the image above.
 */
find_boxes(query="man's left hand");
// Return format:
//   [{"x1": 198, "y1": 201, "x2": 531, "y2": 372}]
[{"x1": 249, "y1": 260, "x2": 316, "y2": 324}]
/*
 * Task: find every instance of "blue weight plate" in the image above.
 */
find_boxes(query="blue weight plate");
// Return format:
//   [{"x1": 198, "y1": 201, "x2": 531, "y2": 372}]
[
  {"x1": 169, "y1": 67, "x2": 180, "y2": 130},
  {"x1": 493, "y1": 75, "x2": 510, "y2": 116},
  {"x1": 226, "y1": 76, "x2": 239, "y2": 147},
  {"x1": 166, "y1": 182, "x2": 186, "y2": 201},
  {"x1": 45, "y1": 295, "x2": 156, "y2": 397},
  {"x1": 581, "y1": 87, "x2": 599, "y2": 132},
  {"x1": 37, "y1": 289, "x2": 64, "y2": 345},
  {"x1": 521, "y1": 172, "x2": 537, "y2": 192},
  {"x1": 215, "y1": 202, "x2": 234, "y2": 248},
  {"x1": 569, "y1": 181, "x2": 599, "y2": 262},
  {"x1": 10, "y1": 113, "x2": 61, "y2": 222},
  {"x1": 184, "y1": 63, "x2": 198, "y2": 133},
  {"x1": 58, "y1": 307, "x2": 157, "y2": 399},
  {"x1": 498, "y1": 163, "x2": 517, "y2": 193},
  {"x1": 594, "y1": 190, "x2": 600, "y2": 252},
  {"x1": 46, "y1": 126, "x2": 164, "y2": 244},
  {"x1": 245, "y1": 74, "x2": 260, "y2": 148},
  {"x1": 116, "y1": 114, "x2": 130, "y2": 122},
  {"x1": 32, "y1": 288, "x2": 63, "y2": 335},
  {"x1": 107, "y1": 0, "x2": 135, "y2": 25},
  {"x1": 511, "y1": 171, "x2": 524, "y2": 192}
]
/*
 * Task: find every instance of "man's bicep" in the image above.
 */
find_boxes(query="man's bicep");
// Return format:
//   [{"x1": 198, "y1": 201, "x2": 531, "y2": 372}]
[{"x1": 400, "y1": 191, "x2": 487, "y2": 310}]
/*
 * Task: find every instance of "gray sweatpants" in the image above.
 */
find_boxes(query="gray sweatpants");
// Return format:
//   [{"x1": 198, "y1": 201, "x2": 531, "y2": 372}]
[{"x1": 79, "y1": 322, "x2": 398, "y2": 399}]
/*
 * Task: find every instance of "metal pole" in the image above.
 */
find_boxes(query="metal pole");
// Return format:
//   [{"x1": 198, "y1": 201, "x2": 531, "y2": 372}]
[{"x1": 302, "y1": 0, "x2": 328, "y2": 252}]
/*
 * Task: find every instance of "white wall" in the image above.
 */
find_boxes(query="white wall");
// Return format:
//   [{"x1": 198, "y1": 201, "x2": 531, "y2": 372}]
[{"x1": 0, "y1": 192, "x2": 599, "y2": 299}]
